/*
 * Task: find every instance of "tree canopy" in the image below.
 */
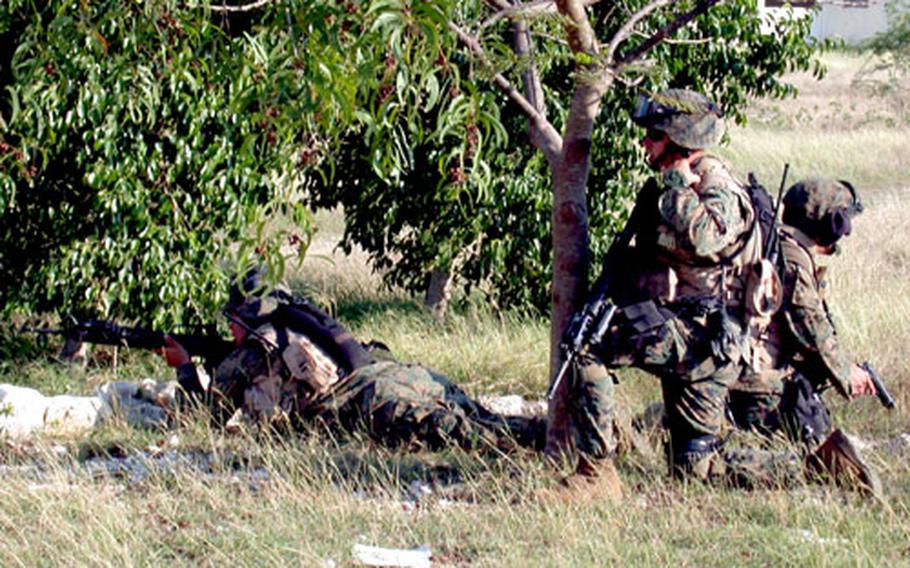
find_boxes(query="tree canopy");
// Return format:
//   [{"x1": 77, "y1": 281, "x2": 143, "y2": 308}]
[
  {"x1": 310, "y1": 0, "x2": 824, "y2": 314},
  {"x1": 1, "y1": 0, "x2": 827, "y2": 339},
  {"x1": 0, "y1": 0, "x2": 382, "y2": 326}
]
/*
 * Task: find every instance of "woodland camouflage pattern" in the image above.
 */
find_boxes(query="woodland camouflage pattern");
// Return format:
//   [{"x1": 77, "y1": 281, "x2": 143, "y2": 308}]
[
  {"x1": 656, "y1": 155, "x2": 758, "y2": 262},
  {"x1": 729, "y1": 189, "x2": 862, "y2": 438},
  {"x1": 305, "y1": 361, "x2": 544, "y2": 451},
  {"x1": 571, "y1": 91, "x2": 804, "y2": 484},
  {"x1": 189, "y1": 327, "x2": 544, "y2": 452},
  {"x1": 782, "y1": 177, "x2": 861, "y2": 224},
  {"x1": 633, "y1": 89, "x2": 725, "y2": 150},
  {"x1": 570, "y1": 310, "x2": 742, "y2": 458},
  {"x1": 570, "y1": 151, "x2": 759, "y2": 475}
]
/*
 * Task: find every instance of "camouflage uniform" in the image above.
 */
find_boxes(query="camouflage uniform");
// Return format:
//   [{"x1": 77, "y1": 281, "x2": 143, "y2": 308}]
[
  {"x1": 179, "y1": 299, "x2": 543, "y2": 452},
  {"x1": 729, "y1": 178, "x2": 863, "y2": 444},
  {"x1": 304, "y1": 361, "x2": 542, "y2": 451},
  {"x1": 572, "y1": 90, "x2": 800, "y2": 483}
]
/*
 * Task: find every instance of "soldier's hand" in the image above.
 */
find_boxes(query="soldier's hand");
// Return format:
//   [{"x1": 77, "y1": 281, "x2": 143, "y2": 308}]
[
  {"x1": 849, "y1": 363, "x2": 877, "y2": 398},
  {"x1": 664, "y1": 156, "x2": 701, "y2": 188},
  {"x1": 162, "y1": 335, "x2": 191, "y2": 368}
]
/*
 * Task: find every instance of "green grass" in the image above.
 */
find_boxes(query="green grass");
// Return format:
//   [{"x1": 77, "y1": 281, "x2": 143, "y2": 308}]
[{"x1": 1, "y1": 51, "x2": 909, "y2": 566}]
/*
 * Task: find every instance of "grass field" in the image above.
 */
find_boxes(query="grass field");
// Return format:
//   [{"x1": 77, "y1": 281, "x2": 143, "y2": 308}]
[{"x1": 1, "y1": 52, "x2": 909, "y2": 566}]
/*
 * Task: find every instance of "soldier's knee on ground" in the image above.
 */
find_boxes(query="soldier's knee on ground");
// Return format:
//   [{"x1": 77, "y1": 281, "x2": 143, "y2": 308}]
[
  {"x1": 668, "y1": 435, "x2": 724, "y2": 481},
  {"x1": 721, "y1": 447, "x2": 803, "y2": 489}
]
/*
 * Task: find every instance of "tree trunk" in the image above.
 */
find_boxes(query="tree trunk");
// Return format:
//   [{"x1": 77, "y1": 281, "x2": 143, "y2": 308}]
[
  {"x1": 424, "y1": 266, "x2": 454, "y2": 322},
  {"x1": 544, "y1": 75, "x2": 612, "y2": 459},
  {"x1": 544, "y1": 160, "x2": 591, "y2": 457}
]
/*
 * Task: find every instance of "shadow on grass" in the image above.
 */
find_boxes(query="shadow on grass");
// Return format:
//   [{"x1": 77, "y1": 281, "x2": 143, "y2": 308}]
[{"x1": 332, "y1": 297, "x2": 427, "y2": 328}]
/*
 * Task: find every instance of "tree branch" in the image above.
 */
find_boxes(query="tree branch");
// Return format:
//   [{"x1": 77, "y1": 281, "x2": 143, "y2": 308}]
[
  {"x1": 481, "y1": 0, "x2": 600, "y2": 29},
  {"x1": 555, "y1": 0, "x2": 599, "y2": 56},
  {"x1": 512, "y1": 18, "x2": 561, "y2": 163},
  {"x1": 614, "y1": 0, "x2": 725, "y2": 68},
  {"x1": 604, "y1": 0, "x2": 674, "y2": 63},
  {"x1": 448, "y1": 21, "x2": 563, "y2": 161}
]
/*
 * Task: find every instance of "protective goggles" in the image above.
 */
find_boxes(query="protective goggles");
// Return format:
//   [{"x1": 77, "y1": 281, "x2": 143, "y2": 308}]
[{"x1": 632, "y1": 94, "x2": 679, "y2": 125}]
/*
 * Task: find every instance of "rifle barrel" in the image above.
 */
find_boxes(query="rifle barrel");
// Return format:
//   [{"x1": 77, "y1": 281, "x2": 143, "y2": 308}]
[{"x1": 21, "y1": 320, "x2": 234, "y2": 364}]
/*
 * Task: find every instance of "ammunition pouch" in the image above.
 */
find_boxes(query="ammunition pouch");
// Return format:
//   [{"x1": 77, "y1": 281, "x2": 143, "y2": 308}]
[
  {"x1": 668, "y1": 295, "x2": 745, "y2": 365},
  {"x1": 621, "y1": 300, "x2": 668, "y2": 333},
  {"x1": 668, "y1": 295, "x2": 723, "y2": 319}
]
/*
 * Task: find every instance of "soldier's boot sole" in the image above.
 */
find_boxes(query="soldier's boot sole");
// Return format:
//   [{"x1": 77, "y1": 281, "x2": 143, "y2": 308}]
[{"x1": 807, "y1": 428, "x2": 882, "y2": 497}]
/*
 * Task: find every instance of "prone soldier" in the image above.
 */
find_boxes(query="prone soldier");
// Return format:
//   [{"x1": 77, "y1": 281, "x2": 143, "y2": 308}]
[{"x1": 161, "y1": 275, "x2": 545, "y2": 453}]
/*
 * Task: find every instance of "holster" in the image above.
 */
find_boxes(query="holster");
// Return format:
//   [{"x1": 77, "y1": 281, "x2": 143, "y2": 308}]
[
  {"x1": 621, "y1": 300, "x2": 667, "y2": 334},
  {"x1": 779, "y1": 373, "x2": 832, "y2": 448}
]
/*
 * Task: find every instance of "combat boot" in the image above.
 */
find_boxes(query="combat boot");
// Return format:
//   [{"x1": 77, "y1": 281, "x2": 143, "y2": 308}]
[
  {"x1": 806, "y1": 429, "x2": 882, "y2": 496},
  {"x1": 538, "y1": 456, "x2": 623, "y2": 503}
]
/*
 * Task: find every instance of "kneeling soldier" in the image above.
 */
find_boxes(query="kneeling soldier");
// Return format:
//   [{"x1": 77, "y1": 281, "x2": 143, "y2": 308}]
[{"x1": 729, "y1": 177, "x2": 880, "y2": 493}]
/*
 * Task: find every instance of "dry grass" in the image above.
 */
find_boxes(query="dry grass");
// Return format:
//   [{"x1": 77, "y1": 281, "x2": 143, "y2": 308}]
[{"x1": 1, "y1": 51, "x2": 909, "y2": 566}]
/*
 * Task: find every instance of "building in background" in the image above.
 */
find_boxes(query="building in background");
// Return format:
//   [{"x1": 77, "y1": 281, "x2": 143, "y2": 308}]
[{"x1": 760, "y1": 1, "x2": 892, "y2": 44}]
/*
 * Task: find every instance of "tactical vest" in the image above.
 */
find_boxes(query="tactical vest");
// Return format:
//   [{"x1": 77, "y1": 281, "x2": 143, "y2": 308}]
[
  {"x1": 734, "y1": 227, "x2": 819, "y2": 391},
  {"x1": 254, "y1": 322, "x2": 342, "y2": 397},
  {"x1": 650, "y1": 155, "x2": 763, "y2": 313},
  {"x1": 637, "y1": 156, "x2": 793, "y2": 375}
]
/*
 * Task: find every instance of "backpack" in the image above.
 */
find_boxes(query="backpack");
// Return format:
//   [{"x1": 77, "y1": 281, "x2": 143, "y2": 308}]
[{"x1": 272, "y1": 297, "x2": 377, "y2": 374}]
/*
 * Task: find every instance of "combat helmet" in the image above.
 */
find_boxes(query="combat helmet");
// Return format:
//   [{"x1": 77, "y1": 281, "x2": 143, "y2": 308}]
[
  {"x1": 632, "y1": 89, "x2": 724, "y2": 150},
  {"x1": 225, "y1": 267, "x2": 291, "y2": 326},
  {"x1": 782, "y1": 177, "x2": 863, "y2": 247}
]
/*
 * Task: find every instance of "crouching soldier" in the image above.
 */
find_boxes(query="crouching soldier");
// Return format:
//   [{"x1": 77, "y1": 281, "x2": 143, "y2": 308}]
[
  {"x1": 161, "y1": 278, "x2": 544, "y2": 453},
  {"x1": 557, "y1": 89, "x2": 803, "y2": 499},
  {"x1": 729, "y1": 177, "x2": 881, "y2": 493}
]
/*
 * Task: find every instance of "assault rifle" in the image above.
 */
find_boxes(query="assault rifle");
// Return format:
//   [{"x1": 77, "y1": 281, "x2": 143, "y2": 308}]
[
  {"x1": 546, "y1": 179, "x2": 655, "y2": 401},
  {"x1": 21, "y1": 319, "x2": 235, "y2": 365},
  {"x1": 859, "y1": 361, "x2": 897, "y2": 409}
]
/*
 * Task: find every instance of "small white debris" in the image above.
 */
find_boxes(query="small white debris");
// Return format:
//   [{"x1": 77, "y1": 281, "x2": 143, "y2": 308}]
[
  {"x1": 480, "y1": 395, "x2": 525, "y2": 416},
  {"x1": 352, "y1": 544, "x2": 432, "y2": 568},
  {"x1": 479, "y1": 394, "x2": 546, "y2": 417},
  {"x1": 406, "y1": 480, "x2": 433, "y2": 501},
  {"x1": 796, "y1": 529, "x2": 848, "y2": 545}
]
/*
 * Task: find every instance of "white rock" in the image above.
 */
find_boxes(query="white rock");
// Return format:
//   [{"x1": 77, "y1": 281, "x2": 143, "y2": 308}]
[
  {"x1": 43, "y1": 394, "x2": 109, "y2": 434},
  {"x1": 479, "y1": 394, "x2": 546, "y2": 417},
  {"x1": 352, "y1": 544, "x2": 431, "y2": 568},
  {"x1": 0, "y1": 384, "x2": 50, "y2": 438},
  {"x1": 0, "y1": 384, "x2": 108, "y2": 438}
]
